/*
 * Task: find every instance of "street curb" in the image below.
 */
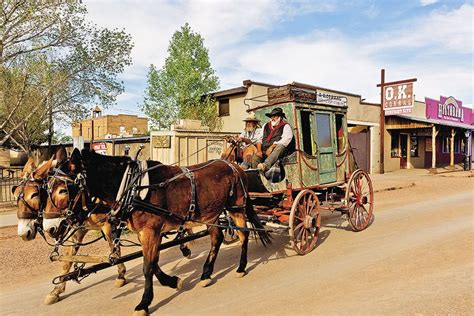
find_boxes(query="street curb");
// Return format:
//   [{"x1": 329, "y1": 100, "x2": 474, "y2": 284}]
[
  {"x1": 437, "y1": 173, "x2": 473, "y2": 178},
  {"x1": 374, "y1": 182, "x2": 416, "y2": 193}
]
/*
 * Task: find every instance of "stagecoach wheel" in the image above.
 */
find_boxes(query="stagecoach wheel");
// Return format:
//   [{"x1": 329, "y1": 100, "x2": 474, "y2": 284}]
[
  {"x1": 289, "y1": 189, "x2": 321, "y2": 255},
  {"x1": 345, "y1": 169, "x2": 374, "y2": 232}
]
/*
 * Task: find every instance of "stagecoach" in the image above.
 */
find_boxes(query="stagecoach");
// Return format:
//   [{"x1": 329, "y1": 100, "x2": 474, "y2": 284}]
[{"x1": 242, "y1": 83, "x2": 374, "y2": 255}]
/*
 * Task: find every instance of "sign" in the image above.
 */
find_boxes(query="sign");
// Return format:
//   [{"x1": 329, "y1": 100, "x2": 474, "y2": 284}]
[
  {"x1": 316, "y1": 91, "x2": 348, "y2": 107},
  {"x1": 383, "y1": 82, "x2": 414, "y2": 115},
  {"x1": 207, "y1": 140, "x2": 224, "y2": 159},
  {"x1": 91, "y1": 142, "x2": 107, "y2": 155},
  {"x1": 425, "y1": 96, "x2": 472, "y2": 124},
  {"x1": 152, "y1": 136, "x2": 171, "y2": 148}
]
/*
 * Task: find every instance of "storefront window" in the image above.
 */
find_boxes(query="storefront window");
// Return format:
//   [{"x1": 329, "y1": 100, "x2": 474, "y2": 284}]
[
  {"x1": 391, "y1": 132, "x2": 400, "y2": 157},
  {"x1": 410, "y1": 136, "x2": 418, "y2": 157},
  {"x1": 442, "y1": 136, "x2": 461, "y2": 153}
]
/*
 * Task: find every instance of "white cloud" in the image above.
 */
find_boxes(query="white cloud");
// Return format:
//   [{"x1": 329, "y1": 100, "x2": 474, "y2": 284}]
[
  {"x1": 83, "y1": 0, "x2": 473, "y2": 110},
  {"x1": 420, "y1": 0, "x2": 438, "y2": 6}
]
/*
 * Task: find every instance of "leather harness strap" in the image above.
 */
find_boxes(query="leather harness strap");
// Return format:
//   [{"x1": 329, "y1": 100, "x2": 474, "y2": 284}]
[{"x1": 180, "y1": 167, "x2": 196, "y2": 219}]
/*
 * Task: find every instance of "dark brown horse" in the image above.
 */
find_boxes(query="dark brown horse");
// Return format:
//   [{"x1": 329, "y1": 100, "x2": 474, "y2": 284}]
[
  {"x1": 13, "y1": 149, "x2": 127, "y2": 305},
  {"x1": 43, "y1": 149, "x2": 270, "y2": 315}
]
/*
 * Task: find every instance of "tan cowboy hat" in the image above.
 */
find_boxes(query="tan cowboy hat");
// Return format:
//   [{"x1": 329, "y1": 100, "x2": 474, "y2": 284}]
[{"x1": 243, "y1": 112, "x2": 260, "y2": 123}]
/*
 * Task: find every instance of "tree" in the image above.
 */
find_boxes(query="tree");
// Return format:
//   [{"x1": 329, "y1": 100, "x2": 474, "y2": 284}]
[
  {"x1": 0, "y1": 1, "x2": 133, "y2": 153},
  {"x1": 141, "y1": 23, "x2": 220, "y2": 130}
]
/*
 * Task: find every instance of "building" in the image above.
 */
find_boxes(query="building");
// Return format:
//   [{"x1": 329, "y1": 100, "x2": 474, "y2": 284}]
[
  {"x1": 212, "y1": 80, "x2": 381, "y2": 174},
  {"x1": 384, "y1": 96, "x2": 473, "y2": 172},
  {"x1": 72, "y1": 106, "x2": 148, "y2": 141}
]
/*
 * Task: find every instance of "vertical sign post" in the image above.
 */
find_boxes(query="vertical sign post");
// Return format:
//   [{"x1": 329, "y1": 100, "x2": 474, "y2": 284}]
[{"x1": 377, "y1": 70, "x2": 417, "y2": 174}]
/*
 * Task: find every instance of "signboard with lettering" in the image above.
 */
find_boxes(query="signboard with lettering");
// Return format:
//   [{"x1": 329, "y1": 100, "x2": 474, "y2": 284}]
[
  {"x1": 91, "y1": 142, "x2": 107, "y2": 155},
  {"x1": 207, "y1": 140, "x2": 224, "y2": 160},
  {"x1": 152, "y1": 136, "x2": 171, "y2": 148},
  {"x1": 425, "y1": 96, "x2": 472, "y2": 125},
  {"x1": 383, "y1": 82, "x2": 414, "y2": 115},
  {"x1": 316, "y1": 91, "x2": 348, "y2": 107}
]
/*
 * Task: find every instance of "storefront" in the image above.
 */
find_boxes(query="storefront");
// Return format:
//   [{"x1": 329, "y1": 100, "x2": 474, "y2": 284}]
[{"x1": 384, "y1": 96, "x2": 473, "y2": 172}]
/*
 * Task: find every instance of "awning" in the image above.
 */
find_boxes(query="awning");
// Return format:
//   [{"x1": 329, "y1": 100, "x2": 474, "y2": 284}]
[{"x1": 387, "y1": 115, "x2": 473, "y2": 130}]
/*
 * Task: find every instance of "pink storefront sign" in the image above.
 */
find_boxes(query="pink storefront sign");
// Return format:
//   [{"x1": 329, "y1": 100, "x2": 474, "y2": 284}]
[{"x1": 425, "y1": 96, "x2": 473, "y2": 125}]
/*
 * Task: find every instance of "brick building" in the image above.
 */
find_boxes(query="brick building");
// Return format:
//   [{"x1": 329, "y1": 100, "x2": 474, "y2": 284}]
[{"x1": 72, "y1": 107, "x2": 148, "y2": 141}]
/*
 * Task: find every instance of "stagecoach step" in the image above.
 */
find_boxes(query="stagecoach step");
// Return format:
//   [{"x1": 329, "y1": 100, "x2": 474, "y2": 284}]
[{"x1": 50, "y1": 254, "x2": 111, "y2": 264}]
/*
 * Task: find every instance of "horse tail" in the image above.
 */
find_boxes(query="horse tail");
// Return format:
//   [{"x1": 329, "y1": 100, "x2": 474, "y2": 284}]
[{"x1": 245, "y1": 202, "x2": 272, "y2": 247}]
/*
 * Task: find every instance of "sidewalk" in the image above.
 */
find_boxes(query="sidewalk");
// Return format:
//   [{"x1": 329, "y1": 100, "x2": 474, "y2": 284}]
[{"x1": 371, "y1": 166, "x2": 473, "y2": 193}]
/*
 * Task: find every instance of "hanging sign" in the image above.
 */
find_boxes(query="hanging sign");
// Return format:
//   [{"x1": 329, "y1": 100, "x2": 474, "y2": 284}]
[
  {"x1": 383, "y1": 82, "x2": 414, "y2": 115},
  {"x1": 91, "y1": 142, "x2": 107, "y2": 155}
]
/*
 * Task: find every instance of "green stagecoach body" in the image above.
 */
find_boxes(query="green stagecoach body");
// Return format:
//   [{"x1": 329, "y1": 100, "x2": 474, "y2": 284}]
[{"x1": 248, "y1": 84, "x2": 356, "y2": 194}]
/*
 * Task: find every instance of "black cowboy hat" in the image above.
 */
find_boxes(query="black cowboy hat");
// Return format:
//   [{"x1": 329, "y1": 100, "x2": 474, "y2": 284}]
[{"x1": 265, "y1": 107, "x2": 287, "y2": 119}]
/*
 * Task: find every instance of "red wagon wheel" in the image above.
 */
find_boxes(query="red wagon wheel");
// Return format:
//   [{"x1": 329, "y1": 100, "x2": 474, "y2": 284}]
[
  {"x1": 345, "y1": 169, "x2": 374, "y2": 231},
  {"x1": 289, "y1": 189, "x2": 321, "y2": 255}
]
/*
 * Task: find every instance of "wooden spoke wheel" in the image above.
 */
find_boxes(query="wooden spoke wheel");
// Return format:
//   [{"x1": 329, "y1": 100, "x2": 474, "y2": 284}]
[
  {"x1": 289, "y1": 189, "x2": 321, "y2": 255},
  {"x1": 345, "y1": 169, "x2": 374, "y2": 231}
]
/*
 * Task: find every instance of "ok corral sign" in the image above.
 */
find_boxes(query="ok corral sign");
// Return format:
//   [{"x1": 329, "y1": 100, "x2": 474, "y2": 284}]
[{"x1": 383, "y1": 82, "x2": 414, "y2": 115}]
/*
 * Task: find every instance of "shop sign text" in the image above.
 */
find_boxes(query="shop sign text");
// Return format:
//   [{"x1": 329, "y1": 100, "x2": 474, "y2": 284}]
[{"x1": 383, "y1": 83, "x2": 414, "y2": 115}]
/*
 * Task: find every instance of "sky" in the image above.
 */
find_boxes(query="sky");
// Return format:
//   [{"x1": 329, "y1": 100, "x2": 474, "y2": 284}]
[{"x1": 83, "y1": 0, "x2": 473, "y2": 117}]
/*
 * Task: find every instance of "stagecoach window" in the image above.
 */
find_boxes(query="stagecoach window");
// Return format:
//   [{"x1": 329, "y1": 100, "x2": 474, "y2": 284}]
[
  {"x1": 335, "y1": 114, "x2": 345, "y2": 154},
  {"x1": 300, "y1": 111, "x2": 313, "y2": 155},
  {"x1": 315, "y1": 113, "x2": 331, "y2": 147},
  {"x1": 218, "y1": 99, "x2": 230, "y2": 117}
]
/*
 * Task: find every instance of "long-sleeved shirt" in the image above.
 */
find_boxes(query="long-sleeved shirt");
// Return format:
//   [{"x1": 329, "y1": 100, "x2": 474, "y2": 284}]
[
  {"x1": 262, "y1": 123, "x2": 293, "y2": 147},
  {"x1": 239, "y1": 128, "x2": 263, "y2": 145}
]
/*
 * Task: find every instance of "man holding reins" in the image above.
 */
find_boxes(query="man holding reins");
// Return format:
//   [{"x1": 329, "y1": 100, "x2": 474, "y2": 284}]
[{"x1": 256, "y1": 107, "x2": 294, "y2": 173}]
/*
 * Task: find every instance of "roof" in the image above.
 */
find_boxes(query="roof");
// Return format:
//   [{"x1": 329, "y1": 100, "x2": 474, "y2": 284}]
[
  {"x1": 212, "y1": 86, "x2": 247, "y2": 98},
  {"x1": 290, "y1": 81, "x2": 363, "y2": 98},
  {"x1": 395, "y1": 115, "x2": 473, "y2": 130}
]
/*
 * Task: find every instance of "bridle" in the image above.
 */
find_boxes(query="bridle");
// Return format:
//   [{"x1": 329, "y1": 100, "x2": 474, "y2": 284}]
[{"x1": 15, "y1": 177, "x2": 47, "y2": 232}]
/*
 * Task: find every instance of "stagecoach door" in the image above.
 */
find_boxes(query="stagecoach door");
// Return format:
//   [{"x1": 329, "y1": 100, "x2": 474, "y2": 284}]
[{"x1": 314, "y1": 112, "x2": 337, "y2": 184}]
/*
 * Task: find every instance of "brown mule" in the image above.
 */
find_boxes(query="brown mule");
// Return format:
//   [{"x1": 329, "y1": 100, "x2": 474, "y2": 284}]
[
  {"x1": 43, "y1": 149, "x2": 271, "y2": 315},
  {"x1": 13, "y1": 148, "x2": 127, "y2": 306}
]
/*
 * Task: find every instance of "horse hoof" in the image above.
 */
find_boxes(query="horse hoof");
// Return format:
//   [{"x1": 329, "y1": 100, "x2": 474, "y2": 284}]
[
  {"x1": 44, "y1": 294, "x2": 60, "y2": 305},
  {"x1": 114, "y1": 278, "x2": 127, "y2": 288},
  {"x1": 133, "y1": 310, "x2": 148, "y2": 316},
  {"x1": 176, "y1": 277, "x2": 183, "y2": 290},
  {"x1": 199, "y1": 278, "x2": 212, "y2": 287},
  {"x1": 235, "y1": 271, "x2": 246, "y2": 278}
]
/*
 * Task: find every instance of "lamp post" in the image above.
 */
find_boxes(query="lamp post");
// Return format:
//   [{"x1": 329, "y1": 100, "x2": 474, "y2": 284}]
[{"x1": 464, "y1": 130, "x2": 471, "y2": 171}]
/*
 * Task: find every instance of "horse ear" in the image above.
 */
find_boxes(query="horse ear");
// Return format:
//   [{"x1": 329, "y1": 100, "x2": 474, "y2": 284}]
[
  {"x1": 32, "y1": 156, "x2": 54, "y2": 180},
  {"x1": 55, "y1": 146, "x2": 68, "y2": 164},
  {"x1": 22, "y1": 157, "x2": 37, "y2": 178},
  {"x1": 69, "y1": 148, "x2": 82, "y2": 173}
]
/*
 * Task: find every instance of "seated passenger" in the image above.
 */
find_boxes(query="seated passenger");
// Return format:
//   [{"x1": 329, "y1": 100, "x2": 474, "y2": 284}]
[
  {"x1": 223, "y1": 112, "x2": 262, "y2": 169},
  {"x1": 257, "y1": 107, "x2": 294, "y2": 173}
]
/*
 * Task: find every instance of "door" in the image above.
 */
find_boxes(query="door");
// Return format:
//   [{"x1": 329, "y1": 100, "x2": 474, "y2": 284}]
[
  {"x1": 314, "y1": 112, "x2": 336, "y2": 184},
  {"x1": 348, "y1": 129, "x2": 370, "y2": 172},
  {"x1": 400, "y1": 134, "x2": 408, "y2": 168}
]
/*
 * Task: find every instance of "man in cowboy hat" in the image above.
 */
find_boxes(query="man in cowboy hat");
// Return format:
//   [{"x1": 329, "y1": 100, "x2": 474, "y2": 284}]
[
  {"x1": 256, "y1": 107, "x2": 294, "y2": 172},
  {"x1": 223, "y1": 112, "x2": 263, "y2": 169}
]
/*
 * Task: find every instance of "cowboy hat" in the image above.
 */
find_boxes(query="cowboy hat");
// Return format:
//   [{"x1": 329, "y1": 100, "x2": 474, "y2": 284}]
[
  {"x1": 243, "y1": 112, "x2": 260, "y2": 122},
  {"x1": 265, "y1": 107, "x2": 287, "y2": 119}
]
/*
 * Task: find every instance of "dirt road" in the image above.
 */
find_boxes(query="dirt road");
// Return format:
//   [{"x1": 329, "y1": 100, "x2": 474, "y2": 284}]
[{"x1": 1, "y1": 175, "x2": 472, "y2": 315}]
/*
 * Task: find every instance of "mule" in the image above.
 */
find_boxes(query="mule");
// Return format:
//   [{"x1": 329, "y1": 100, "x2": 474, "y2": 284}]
[
  {"x1": 12, "y1": 149, "x2": 127, "y2": 305},
  {"x1": 43, "y1": 148, "x2": 270, "y2": 315}
]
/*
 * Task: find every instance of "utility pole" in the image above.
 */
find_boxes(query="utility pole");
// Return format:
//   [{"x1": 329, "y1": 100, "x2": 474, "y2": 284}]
[{"x1": 379, "y1": 69, "x2": 385, "y2": 174}]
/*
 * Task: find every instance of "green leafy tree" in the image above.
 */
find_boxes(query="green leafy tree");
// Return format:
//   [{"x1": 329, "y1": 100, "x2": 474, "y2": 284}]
[
  {"x1": 142, "y1": 23, "x2": 220, "y2": 130},
  {"x1": 0, "y1": 0, "x2": 133, "y2": 153}
]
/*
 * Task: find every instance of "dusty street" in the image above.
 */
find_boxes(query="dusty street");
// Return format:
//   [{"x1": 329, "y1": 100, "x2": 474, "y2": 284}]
[{"x1": 0, "y1": 174, "x2": 473, "y2": 315}]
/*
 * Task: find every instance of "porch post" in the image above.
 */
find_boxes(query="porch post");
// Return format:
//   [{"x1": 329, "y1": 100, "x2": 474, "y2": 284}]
[
  {"x1": 430, "y1": 125, "x2": 437, "y2": 173},
  {"x1": 406, "y1": 133, "x2": 411, "y2": 169},
  {"x1": 449, "y1": 128, "x2": 456, "y2": 170}
]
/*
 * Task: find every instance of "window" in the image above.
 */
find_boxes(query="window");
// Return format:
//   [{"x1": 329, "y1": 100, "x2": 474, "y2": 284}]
[
  {"x1": 335, "y1": 114, "x2": 345, "y2": 154},
  {"x1": 391, "y1": 132, "x2": 400, "y2": 158},
  {"x1": 410, "y1": 136, "x2": 418, "y2": 157},
  {"x1": 315, "y1": 113, "x2": 332, "y2": 147},
  {"x1": 218, "y1": 99, "x2": 230, "y2": 117},
  {"x1": 442, "y1": 136, "x2": 461, "y2": 153},
  {"x1": 300, "y1": 111, "x2": 313, "y2": 155}
]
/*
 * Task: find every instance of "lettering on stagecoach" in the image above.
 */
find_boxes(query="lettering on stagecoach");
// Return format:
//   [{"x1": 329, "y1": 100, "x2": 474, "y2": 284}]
[{"x1": 316, "y1": 91, "x2": 348, "y2": 107}]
